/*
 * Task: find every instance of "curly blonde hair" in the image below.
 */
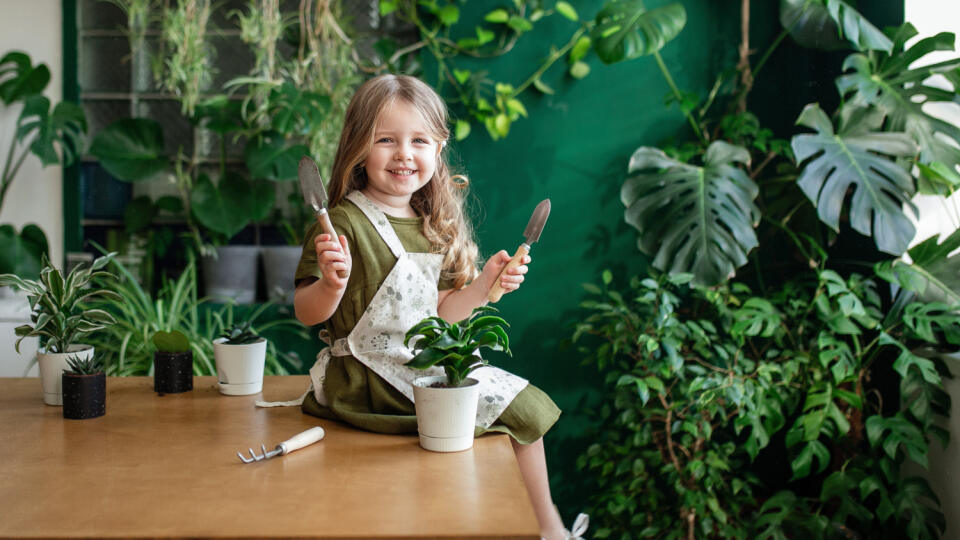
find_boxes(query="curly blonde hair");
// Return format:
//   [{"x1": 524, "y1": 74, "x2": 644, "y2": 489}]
[{"x1": 325, "y1": 74, "x2": 479, "y2": 288}]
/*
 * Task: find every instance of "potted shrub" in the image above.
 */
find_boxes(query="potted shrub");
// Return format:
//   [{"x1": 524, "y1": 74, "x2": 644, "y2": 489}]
[
  {"x1": 213, "y1": 321, "x2": 267, "y2": 395},
  {"x1": 62, "y1": 353, "x2": 106, "y2": 420},
  {"x1": 0, "y1": 253, "x2": 118, "y2": 405},
  {"x1": 403, "y1": 306, "x2": 511, "y2": 452},
  {"x1": 152, "y1": 330, "x2": 193, "y2": 394}
]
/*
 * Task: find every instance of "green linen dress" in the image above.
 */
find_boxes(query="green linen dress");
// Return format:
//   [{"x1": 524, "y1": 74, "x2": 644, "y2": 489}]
[{"x1": 294, "y1": 198, "x2": 560, "y2": 444}]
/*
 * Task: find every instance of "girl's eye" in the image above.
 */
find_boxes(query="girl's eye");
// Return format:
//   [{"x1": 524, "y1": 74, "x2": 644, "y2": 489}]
[
  {"x1": 377, "y1": 137, "x2": 393, "y2": 143},
  {"x1": 413, "y1": 138, "x2": 429, "y2": 144}
]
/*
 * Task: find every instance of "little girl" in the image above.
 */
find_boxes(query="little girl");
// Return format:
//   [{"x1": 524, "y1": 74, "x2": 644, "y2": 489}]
[{"x1": 291, "y1": 74, "x2": 585, "y2": 540}]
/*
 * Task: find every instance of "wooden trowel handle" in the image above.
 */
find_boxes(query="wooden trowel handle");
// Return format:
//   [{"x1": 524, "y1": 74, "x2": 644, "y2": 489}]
[
  {"x1": 317, "y1": 210, "x2": 348, "y2": 279},
  {"x1": 487, "y1": 244, "x2": 529, "y2": 303}
]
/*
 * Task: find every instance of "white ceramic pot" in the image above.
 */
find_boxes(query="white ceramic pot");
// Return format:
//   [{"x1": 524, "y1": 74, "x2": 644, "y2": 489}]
[
  {"x1": 38, "y1": 345, "x2": 94, "y2": 406},
  {"x1": 412, "y1": 376, "x2": 480, "y2": 453},
  {"x1": 213, "y1": 337, "x2": 267, "y2": 395}
]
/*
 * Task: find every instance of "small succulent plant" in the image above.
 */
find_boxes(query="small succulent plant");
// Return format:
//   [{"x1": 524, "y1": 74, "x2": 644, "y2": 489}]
[
  {"x1": 65, "y1": 353, "x2": 104, "y2": 375},
  {"x1": 152, "y1": 330, "x2": 190, "y2": 352},
  {"x1": 220, "y1": 321, "x2": 261, "y2": 345},
  {"x1": 403, "y1": 305, "x2": 511, "y2": 387}
]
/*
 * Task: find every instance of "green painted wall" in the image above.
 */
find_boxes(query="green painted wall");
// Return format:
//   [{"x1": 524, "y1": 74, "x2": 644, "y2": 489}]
[{"x1": 424, "y1": 0, "x2": 903, "y2": 517}]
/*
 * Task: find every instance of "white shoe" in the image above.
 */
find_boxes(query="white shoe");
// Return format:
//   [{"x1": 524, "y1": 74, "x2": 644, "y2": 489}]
[{"x1": 564, "y1": 513, "x2": 589, "y2": 540}]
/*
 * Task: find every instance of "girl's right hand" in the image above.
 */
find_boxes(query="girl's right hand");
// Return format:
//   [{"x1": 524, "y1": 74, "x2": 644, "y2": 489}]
[{"x1": 315, "y1": 233, "x2": 351, "y2": 290}]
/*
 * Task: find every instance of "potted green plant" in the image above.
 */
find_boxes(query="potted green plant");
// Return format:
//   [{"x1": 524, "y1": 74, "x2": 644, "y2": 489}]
[
  {"x1": 403, "y1": 306, "x2": 511, "y2": 452},
  {"x1": 213, "y1": 321, "x2": 267, "y2": 396},
  {"x1": 61, "y1": 353, "x2": 106, "y2": 420},
  {"x1": 152, "y1": 330, "x2": 193, "y2": 394},
  {"x1": 0, "y1": 252, "x2": 118, "y2": 405}
]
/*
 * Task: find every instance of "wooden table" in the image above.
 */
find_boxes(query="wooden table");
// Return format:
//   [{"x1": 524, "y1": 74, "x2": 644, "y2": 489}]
[{"x1": 0, "y1": 376, "x2": 540, "y2": 539}]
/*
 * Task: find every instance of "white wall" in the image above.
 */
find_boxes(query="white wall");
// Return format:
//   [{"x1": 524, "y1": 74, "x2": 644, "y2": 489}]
[
  {"x1": 903, "y1": 1, "x2": 960, "y2": 537},
  {"x1": 0, "y1": 0, "x2": 64, "y2": 269}
]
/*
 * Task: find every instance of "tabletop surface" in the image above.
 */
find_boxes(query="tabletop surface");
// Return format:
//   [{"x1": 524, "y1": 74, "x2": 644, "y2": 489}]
[{"x1": 0, "y1": 376, "x2": 540, "y2": 539}]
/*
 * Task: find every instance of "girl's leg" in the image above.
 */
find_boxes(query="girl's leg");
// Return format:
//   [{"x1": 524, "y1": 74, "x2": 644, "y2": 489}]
[{"x1": 512, "y1": 437, "x2": 566, "y2": 540}]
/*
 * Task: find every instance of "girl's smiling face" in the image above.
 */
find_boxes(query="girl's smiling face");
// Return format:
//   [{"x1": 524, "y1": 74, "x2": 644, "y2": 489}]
[{"x1": 362, "y1": 98, "x2": 442, "y2": 214}]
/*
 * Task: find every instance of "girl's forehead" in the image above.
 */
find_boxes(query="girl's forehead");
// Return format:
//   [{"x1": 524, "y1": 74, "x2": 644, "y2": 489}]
[{"x1": 375, "y1": 98, "x2": 435, "y2": 133}]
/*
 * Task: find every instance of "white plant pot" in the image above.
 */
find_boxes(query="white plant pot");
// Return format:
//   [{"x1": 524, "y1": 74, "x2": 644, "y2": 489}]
[
  {"x1": 213, "y1": 337, "x2": 267, "y2": 395},
  {"x1": 412, "y1": 376, "x2": 480, "y2": 453},
  {"x1": 38, "y1": 345, "x2": 94, "y2": 406}
]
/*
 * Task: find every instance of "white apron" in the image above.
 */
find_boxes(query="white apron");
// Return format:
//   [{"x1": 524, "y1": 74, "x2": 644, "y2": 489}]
[{"x1": 260, "y1": 191, "x2": 528, "y2": 429}]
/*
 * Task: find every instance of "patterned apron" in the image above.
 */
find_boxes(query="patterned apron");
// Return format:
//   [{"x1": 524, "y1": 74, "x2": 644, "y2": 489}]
[{"x1": 260, "y1": 191, "x2": 528, "y2": 429}]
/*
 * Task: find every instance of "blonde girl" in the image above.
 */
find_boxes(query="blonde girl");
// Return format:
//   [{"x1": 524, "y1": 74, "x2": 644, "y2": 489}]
[{"x1": 291, "y1": 74, "x2": 586, "y2": 540}]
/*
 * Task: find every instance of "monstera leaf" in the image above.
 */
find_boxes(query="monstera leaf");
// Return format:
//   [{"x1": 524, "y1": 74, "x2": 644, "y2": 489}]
[
  {"x1": 791, "y1": 104, "x2": 917, "y2": 255},
  {"x1": 191, "y1": 172, "x2": 275, "y2": 239},
  {"x1": 780, "y1": 0, "x2": 892, "y2": 53},
  {"x1": 591, "y1": 0, "x2": 686, "y2": 64},
  {"x1": 0, "y1": 51, "x2": 50, "y2": 105},
  {"x1": 875, "y1": 229, "x2": 960, "y2": 306},
  {"x1": 89, "y1": 118, "x2": 169, "y2": 182},
  {"x1": 0, "y1": 224, "x2": 48, "y2": 279},
  {"x1": 16, "y1": 95, "x2": 86, "y2": 166},
  {"x1": 244, "y1": 131, "x2": 308, "y2": 182},
  {"x1": 836, "y1": 24, "x2": 960, "y2": 191},
  {"x1": 621, "y1": 141, "x2": 760, "y2": 286}
]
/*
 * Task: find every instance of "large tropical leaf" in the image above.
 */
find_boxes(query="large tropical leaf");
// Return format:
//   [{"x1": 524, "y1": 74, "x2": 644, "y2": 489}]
[
  {"x1": 190, "y1": 172, "x2": 275, "y2": 238},
  {"x1": 591, "y1": 0, "x2": 686, "y2": 64},
  {"x1": 621, "y1": 141, "x2": 760, "y2": 286},
  {"x1": 16, "y1": 96, "x2": 86, "y2": 166},
  {"x1": 0, "y1": 224, "x2": 47, "y2": 279},
  {"x1": 780, "y1": 0, "x2": 892, "y2": 53},
  {"x1": 0, "y1": 51, "x2": 50, "y2": 105},
  {"x1": 791, "y1": 104, "x2": 917, "y2": 255},
  {"x1": 875, "y1": 229, "x2": 960, "y2": 306},
  {"x1": 88, "y1": 118, "x2": 169, "y2": 182},
  {"x1": 244, "y1": 131, "x2": 307, "y2": 182},
  {"x1": 836, "y1": 24, "x2": 960, "y2": 190}
]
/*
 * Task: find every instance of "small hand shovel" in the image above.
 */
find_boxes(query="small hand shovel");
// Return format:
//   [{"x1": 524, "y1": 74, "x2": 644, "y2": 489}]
[
  {"x1": 237, "y1": 426, "x2": 325, "y2": 463},
  {"x1": 298, "y1": 156, "x2": 347, "y2": 278}
]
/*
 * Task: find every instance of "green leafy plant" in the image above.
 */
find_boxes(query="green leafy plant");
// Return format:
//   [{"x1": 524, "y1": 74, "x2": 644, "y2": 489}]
[
  {"x1": 220, "y1": 321, "x2": 261, "y2": 345},
  {"x1": 152, "y1": 330, "x2": 190, "y2": 353},
  {"x1": 65, "y1": 353, "x2": 104, "y2": 376},
  {"x1": 0, "y1": 253, "x2": 119, "y2": 354},
  {"x1": 404, "y1": 305, "x2": 511, "y2": 387},
  {"x1": 573, "y1": 1, "x2": 960, "y2": 538},
  {"x1": 574, "y1": 266, "x2": 958, "y2": 538},
  {"x1": 0, "y1": 50, "x2": 86, "y2": 278},
  {"x1": 83, "y1": 250, "x2": 304, "y2": 376}
]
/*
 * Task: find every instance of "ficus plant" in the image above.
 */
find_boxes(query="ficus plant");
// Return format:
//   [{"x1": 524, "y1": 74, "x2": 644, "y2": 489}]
[
  {"x1": 575, "y1": 1, "x2": 960, "y2": 539},
  {"x1": 404, "y1": 305, "x2": 511, "y2": 387}
]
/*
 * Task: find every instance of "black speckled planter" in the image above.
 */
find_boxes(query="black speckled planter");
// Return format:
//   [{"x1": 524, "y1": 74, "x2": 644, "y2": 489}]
[
  {"x1": 154, "y1": 351, "x2": 194, "y2": 394},
  {"x1": 62, "y1": 372, "x2": 106, "y2": 420}
]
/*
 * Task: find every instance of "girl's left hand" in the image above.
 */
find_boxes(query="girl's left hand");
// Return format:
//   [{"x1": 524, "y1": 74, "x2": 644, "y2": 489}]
[{"x1": 481, "y1": 250, "x2": 531, "y2": 293}]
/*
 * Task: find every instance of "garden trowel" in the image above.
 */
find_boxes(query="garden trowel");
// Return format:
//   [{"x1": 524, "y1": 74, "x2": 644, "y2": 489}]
[
  {"x1": 298, "y1": 156, "x2": 347, "y2": 278},
  {"x1": 487, "y1": 199, "x2": 551, "y2": 303}
]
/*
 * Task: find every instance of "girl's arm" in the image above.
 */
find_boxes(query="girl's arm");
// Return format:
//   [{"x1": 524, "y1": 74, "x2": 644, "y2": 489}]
[
  {"x1": 294, "y1": 233, "x2": 351, "y2": 326},
  {"x1": 437, "y1": 250, "x2": 530, "y2": 322}
]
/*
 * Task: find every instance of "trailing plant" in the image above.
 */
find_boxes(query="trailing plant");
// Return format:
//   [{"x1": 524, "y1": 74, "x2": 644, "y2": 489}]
[
  {"x1": 65, "y1": 353, "x2": 104, "y2": 376},
  {"x1": 0, "y1": 253, "x2": 118, "y2": 354},
  {"x1": 404, "y1": 305, "x2": 511, "y2": 387},
  {"x1": 83, "y1": 250, "x2": 304, "y2": 376},
  {"x1": 379, "y1": 0, "x2": 687, "y2": 140},
  {"x1": 0, "y1": 50, "x2": 86, "y2": 278},
  {"x1": 573, "y1": 1, "x2": 960, "y2": 538},
  {"x1": 220, "y1": 321, "x2": 261, "y2": 345}
]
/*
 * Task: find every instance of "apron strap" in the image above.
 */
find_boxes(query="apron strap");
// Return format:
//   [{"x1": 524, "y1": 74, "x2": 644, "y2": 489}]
[{"x1": 345, "y1": 191, "x2": 406, "y2": 258}]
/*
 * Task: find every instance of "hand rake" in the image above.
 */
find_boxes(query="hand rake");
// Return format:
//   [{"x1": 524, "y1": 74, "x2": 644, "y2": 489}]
[{"x1": 237, "y1": 426, "x2": 325, "y2": 463}]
